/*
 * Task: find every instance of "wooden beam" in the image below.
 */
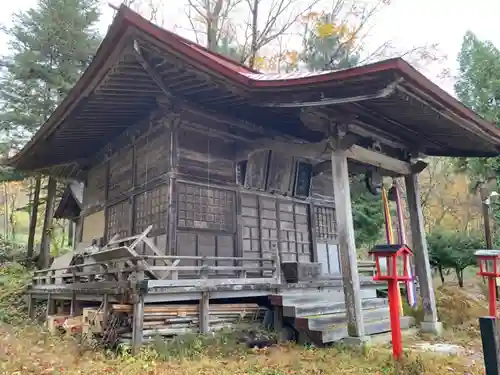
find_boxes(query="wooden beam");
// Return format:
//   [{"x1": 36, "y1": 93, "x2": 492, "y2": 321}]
[
  {"x1": 345, "y1": 145, "x2": 411, "y2": 175},
  {"x1": 237, "y1": 135, "x2": 421, "y2": 176}
]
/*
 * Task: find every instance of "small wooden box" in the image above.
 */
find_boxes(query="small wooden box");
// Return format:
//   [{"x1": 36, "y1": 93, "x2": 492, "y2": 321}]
[
  {"x1": 82, "y1": 308, "x2": 105, "y2": 334},
  {"x1": 281, "y1": 262, "x2": 321, "y2": 283}
]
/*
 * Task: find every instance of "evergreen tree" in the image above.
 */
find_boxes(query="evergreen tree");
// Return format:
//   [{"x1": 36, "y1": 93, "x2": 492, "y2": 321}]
[
  {"x1": 0, "y1": 0, "x2": 102, "y2": 265},
  {"x1": 300, "y1": 13, "x2": 360, "y2": 71},
  {"x1": 454, "y1": 31, "x2": 500, "y2": 189},
  {"x1": 0, "y1": 0, "x2": 102, "y2": 146}
]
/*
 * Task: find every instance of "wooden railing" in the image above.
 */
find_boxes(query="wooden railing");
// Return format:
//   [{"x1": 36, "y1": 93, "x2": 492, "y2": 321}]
[{"x1": 32, "y1": 254, "x2": 282, "y2": 286}]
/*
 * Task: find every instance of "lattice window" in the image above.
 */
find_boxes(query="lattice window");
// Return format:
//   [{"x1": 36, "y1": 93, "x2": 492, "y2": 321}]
[
  {"x1": 315, "y1": 205, "x2": 336, "y2": 241},
  {"x1": 177, "y1": 182, "x2": 235, "y2": 232},
  {"x1": 106, "y1": 200, "x2": 131, "y2": 239},
  {"x1": 135, "y1": 184, "x2": 168, "y2": 234}
]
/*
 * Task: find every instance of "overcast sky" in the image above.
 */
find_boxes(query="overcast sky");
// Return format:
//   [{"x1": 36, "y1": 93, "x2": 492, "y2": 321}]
[{"x1": 1, "y1": 0, "x2": 499, "y2": 96}]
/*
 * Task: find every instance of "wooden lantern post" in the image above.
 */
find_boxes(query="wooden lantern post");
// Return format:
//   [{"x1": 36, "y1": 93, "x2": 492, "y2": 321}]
[{"x1": 369, "y1": 244, "x2": 413, "y2": 360}]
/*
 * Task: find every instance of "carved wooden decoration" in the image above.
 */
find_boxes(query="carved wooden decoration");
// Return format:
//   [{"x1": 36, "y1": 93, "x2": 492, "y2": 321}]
[{"x1": 177, "y1": 182, "x2": 235, "y2": 232}]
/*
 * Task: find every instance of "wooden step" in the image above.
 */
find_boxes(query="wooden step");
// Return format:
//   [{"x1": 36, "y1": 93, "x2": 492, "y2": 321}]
[
  {"x1": 271, "y1": 286, "x2": 379, "y2": 307},
  {"x1": 295, "y1": 306, "x2": 390, "y2": 331},
  {"x1": 320, "y1": 316, "x2": 414, "y2": 344},
  {"x1": 283, "y1": 297, "x2": 388, "y2": 318}
]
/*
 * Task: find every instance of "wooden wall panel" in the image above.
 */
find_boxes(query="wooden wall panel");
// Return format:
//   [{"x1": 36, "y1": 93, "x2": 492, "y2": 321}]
[
  {"x1": 83, "y1": 162, "x2": 106, "y2": 210},
  {"x1": 267, "y1": 152, "x2": 294, "y2": 194},
  {"x1": 279, "y1": 201, "x2": 311, "y2": 262},
  {"x1": 135, "y1": 126, "x2": 169, "y2": 186},
  {"x1": 241, "y1": 194, "x2": 312, "y2": 267},
  {"x1": 178, "y1": 128, "x2": 234, "y2": 184},
  {"x1": 108, "y1": 147, "x2": 133, "y2": 201},
  {"x1": 176, "y1": 231, "x2": 236, "y2": 278},
  {"x1": 81, "y1": 210, "x2": 105, "y2": 244}
]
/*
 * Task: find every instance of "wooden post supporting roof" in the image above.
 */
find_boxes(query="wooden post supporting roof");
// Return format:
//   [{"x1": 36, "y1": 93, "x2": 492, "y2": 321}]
[
  {"x1": 330, "y1": 138, "x2": 367, "y2": 342},
  {"x1": 405, "y1": 172, "x2": 442, "y2": 334}
]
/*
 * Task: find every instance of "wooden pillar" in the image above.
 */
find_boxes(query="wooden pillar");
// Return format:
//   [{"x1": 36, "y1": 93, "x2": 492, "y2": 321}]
[
  {"x1": 199, "y1": 291, "x2": 210, "y2": 334},
  {"x1": 27, "y1": 293, "x2": 34, "y2": 319},
  {"x1": 131, "y1": 294, "x2": 145, "y2": 355},
  {"x1": 167, "y1": 120, "x2": 179, "y2": 255},
  {"x1": 330, "y1": 149, "x2": 366, "y2": 339},
  {"x1": 40, "y1": 177, "x2": 57, "y2": 269},
  {"x1": 405, "y1": 173, "x2": 442, "y2": 334}
]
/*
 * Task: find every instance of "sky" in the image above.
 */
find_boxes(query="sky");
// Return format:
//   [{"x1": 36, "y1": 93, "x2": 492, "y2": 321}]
[{"x1": 1, "y1": 0, "x2": 500, "y2": 96}]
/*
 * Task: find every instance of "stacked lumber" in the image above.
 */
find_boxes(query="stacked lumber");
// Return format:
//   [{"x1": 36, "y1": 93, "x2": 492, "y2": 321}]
[{"x1": 114, "y1": 303, "x2": 264, "y2": 340}]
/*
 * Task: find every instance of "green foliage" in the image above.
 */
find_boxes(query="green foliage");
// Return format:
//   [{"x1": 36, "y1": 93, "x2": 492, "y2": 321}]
[
  {"x1": 0, "y1": 262, "x2": 31, "y2": 323},
  {"x1": 427, "y1": 228, "x2": 483, "y2": 287},
  {"x1": 0, "y1": 0, "x2": 102, "y2": 147},
  {"x1": 454, "y1": 31, "x2": 500, "y2": 190},
  {"x1": 351, "y1": 185, "x2": 384, "y2": 248},
  {"x1": 0, "y1": 236, "x2": 27, "y2": 263}
]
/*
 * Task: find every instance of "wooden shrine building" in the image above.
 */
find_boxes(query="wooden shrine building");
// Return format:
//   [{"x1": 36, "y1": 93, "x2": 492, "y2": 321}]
[{"x1": 8, "y1": 5, "x2": 500, "y2": 350}]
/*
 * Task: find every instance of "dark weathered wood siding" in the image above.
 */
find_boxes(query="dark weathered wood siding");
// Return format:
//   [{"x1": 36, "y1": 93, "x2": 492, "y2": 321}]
[{"x1": 80, "y1": 106, "x2": 338, "y2": 263}]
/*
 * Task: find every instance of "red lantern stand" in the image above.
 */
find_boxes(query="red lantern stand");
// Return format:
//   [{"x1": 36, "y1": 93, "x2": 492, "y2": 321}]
[
  {"x1": 475, "y1": 250, "x2": 500, "y2": 317},
  {"x1": 369, "y1": 244, "x2": 413, "y2": 360}
]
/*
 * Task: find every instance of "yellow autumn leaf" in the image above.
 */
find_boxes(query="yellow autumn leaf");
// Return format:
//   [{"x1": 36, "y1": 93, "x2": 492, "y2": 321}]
[
  {"x1": 285, "y1": 51, "x2": 298, "y2": 64},
  {"x1": 316, "y1": 22, "x2": 337, "y2": 38},
  {"x1": 253, "y1": 56, "x2": 267, "y2": 70}
]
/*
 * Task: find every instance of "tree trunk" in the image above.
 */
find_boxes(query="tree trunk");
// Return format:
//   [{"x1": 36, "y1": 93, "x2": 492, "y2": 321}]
[
  {"x1": 39, "y1": 177, "x2": 57, "y2": 269},
  {"x1": 438, "y1": 264, "x2": 445, "y2": 284},
  {"x1": 248, "y1": 0, "x2": 259, "y2": 69},
  {"x1": 3, "y1": 182, "x2": 9, "y2": 240},
  {"x1": 27, "y1": 175, "x2": 42, "y2": 261},
  {"x1": 455, "y1": 267, "x2": 464, "y2": 288}
]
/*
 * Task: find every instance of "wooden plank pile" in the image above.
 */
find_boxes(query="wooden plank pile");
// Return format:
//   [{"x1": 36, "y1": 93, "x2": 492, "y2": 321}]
[{"x1": 114, "y1": 303, "x2": 264, "y2": 342}]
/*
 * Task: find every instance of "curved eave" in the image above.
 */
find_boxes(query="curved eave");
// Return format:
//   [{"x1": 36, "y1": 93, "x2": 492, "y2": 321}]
[{"x1": 8, "y1": 5, "x2": 500, "y2": 171}]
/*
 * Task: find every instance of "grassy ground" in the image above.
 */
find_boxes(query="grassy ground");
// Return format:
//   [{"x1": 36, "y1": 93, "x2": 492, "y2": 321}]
[
  {"x1": 0, "y1": 263, "x2": 489, "y2": 375},
  {"x1": 0, "y1": 324, "x2": 485, "y2": 375}
]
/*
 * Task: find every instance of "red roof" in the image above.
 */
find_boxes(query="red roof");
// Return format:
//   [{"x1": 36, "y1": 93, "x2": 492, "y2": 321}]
[
  {"x1": 114, "y1": 5, "x2": 500, "y2": 135},
  {"x1": 7, "y1": 5, "x2": 500, "y2": 170}
]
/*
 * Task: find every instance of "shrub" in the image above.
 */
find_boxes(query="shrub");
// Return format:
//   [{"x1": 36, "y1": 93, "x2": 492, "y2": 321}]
[{"x1": 426, "y1": 228, "x2": 483, "y2": 287}]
